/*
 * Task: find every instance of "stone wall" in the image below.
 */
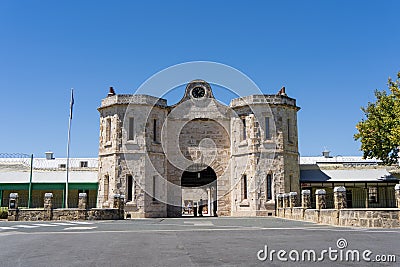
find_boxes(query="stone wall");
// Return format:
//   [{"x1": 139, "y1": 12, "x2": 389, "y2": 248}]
[
  {"x1": 97, "y1": 81, "x2": 301, "y2": 218},
  {"x1": 276, "y1": 186, "x2": 400, "y2": 228},
  {"x1": 277, "y1": 207, "x2": 400, "y2": 228},
  {"x1": 8, "y1": 193, "x2": 125, "y2": 221},
  {"x1": 8, "y1": 208, "x2": 123, "y2": 221},
  {"x1": 339, "y1": 209, "x2": 400, "y2": 228}
]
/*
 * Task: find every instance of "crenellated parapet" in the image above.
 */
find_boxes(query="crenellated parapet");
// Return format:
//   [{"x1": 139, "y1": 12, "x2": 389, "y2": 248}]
[
  {"x1": 230, "y1": 94, "x2": 299, "y2": 110},
  {"x1": 99, "y1": 94, "x2": 168, "y2": 110}
]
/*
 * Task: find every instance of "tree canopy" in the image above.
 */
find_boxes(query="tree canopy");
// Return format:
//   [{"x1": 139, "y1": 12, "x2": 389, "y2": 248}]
[{"x1": 354, "y1": 72, "x2": 400, "y2": 165}]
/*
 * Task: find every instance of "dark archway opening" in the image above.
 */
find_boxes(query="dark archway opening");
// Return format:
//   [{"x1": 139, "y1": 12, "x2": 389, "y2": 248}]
[
  {"x1": 181, "y1": 165, "x2": 217, "y2": 217},
  {"x1": 182, "y1": 166, "x2": 217, "y2": 187}
]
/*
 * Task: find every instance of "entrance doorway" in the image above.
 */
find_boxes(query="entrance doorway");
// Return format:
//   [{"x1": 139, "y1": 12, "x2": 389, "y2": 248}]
[{"x1": 181, "y1": 165, "x2": 217, "y2": 217}]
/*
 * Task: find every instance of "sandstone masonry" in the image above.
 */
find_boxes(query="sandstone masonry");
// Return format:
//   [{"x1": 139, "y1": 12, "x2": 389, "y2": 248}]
[{"x1": 97, "y1": 80, "x2": 300, "y2": 217}]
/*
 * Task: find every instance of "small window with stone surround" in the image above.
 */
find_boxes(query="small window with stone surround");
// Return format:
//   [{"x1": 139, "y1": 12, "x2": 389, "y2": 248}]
[
  {"x1": 104, "y1": 175, "x2": 109, "y2": 202},
  {"x1": 106, "y1": 118, "x2": 112, "y2": 142},
  {"x1": 287, "y1": 118, "x2": 292, "y2": 143},
  {"x1": 153, "y1": 119, "x2": 158, "y2": 143},
  {"x1": 265, "y1": 117, "x2": 270, "y2": 140},
  {"x1": 266, "y1": 174, "x2": 272, "y2": 200},
  {"x1": 152, "y1": 176, "x2": 157, "y2": 201},
  {"x1": 127, "y1": 175, "x2": 133, "y2": 201},
  {"x1": 128, "y1": 117, "x2": 135, "y2": 141},
  {"x1": 242, "y1": 117, "x2": 247, "y2": 141},
  {"x1": 242, "y1": 174, "x2": 248, "y2": 200}
]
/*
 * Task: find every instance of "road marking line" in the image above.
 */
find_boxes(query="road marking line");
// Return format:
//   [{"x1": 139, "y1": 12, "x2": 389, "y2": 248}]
[
  {"x1": 184, "y1": 221, "x2": 214, "y2": 226},
  {"x1": 0, "y1": 227, "x2": 17, "y2": 230},
  {"x1": 72, "y1": 221, "x2": 93, "y2": 225},
  {"x1": 32, "y1": 224, "x2": 57, "y2": 227},
  {"x1": 51, "y1": 222, "x2": 76, "y2": 226},
  {"x1": 63, "y1": 226, "x2": 97, "y2": 230},
  {"x1": 14, "y1": 225, "x2": 40, "y2": 228}
]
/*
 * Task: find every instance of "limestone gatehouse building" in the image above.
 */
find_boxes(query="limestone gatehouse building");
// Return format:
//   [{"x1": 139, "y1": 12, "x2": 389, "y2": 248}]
[{"x1": 97, "y1": 80, "x2": 301, "y2": 218}]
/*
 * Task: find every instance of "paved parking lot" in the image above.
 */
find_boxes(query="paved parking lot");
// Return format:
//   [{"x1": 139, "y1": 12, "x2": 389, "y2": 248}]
[{"x1": 0, "y1": 217, "x2": 399, "y2": 266}]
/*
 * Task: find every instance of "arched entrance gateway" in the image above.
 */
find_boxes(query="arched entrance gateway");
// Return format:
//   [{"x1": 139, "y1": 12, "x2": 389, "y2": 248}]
[
  {"x1": 181, "y1": 165, "x2": 217, "y2": 216},
  {"x1": 97, "y1": 79, "x2": 300, "y2": 218}
]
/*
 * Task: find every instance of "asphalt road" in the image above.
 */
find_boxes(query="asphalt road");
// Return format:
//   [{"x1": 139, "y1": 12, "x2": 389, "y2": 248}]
[{"x1": 0, "y1": 217, "x2": 399, "y2": 267}]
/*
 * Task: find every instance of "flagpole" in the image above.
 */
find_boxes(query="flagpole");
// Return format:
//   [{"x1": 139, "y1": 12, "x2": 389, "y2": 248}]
[{"x1": 65, "y1": 88, "x2": 74, "y2": 208}]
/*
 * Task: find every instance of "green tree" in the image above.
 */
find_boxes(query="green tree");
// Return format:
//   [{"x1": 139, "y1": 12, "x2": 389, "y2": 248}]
[{"x1": 354, "y1": 72, "x2": 400, "y2": 165}]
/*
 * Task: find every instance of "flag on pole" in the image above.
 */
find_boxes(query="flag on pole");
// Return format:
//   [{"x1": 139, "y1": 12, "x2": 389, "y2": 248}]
[{"x1": 69, "y1": 89, "x2": 74, "y2": 119}]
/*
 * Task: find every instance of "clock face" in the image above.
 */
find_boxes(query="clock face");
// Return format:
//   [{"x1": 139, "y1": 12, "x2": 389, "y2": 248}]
[{"x1": 192, "y1": 87, "x2": 205, "y2": 98}]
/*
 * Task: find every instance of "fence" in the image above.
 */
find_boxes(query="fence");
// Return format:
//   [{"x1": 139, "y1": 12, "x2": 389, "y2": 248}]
[
  {"x1": 276, "y1": 185, "x2": 400, "y2": 228},
  {"x1": 308, "y1": 187, "x2": 397, "y2": 209}
]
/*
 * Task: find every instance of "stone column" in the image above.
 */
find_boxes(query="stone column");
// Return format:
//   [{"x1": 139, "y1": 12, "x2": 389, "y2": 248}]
[
  {"x1": 283, "y1": 193, "x2": 290, "y2": 208},
  {"x1": 276, "y1": 194, "x2": 284, "y2": 209},
  {"x1": 395, "y1": 184, "x2": 400, "y2": 208},
  {"x1": 44, "y1": 193, "x2": 53, "y2": 221},
  {"x1": 315, "y1": 189, "x2": 326, "y2": 210},
  {"x1": 113, "y1": 194, "x2": 121, "y2": 209},
  {"x1": 207, "y1": 188, "x2": 211, "y2": 216},
  {"x1": 301, "y1": 190, "x2": 311, "y2": 209},
  {"x1": 289, "y1": 192, "x2": 298, "y2": 208},
  {"x1": 119, "y1": 195, "x2": 125, "y2": 219},
  {"x1": 8, "y1": 193, "x2": 19, "y2": 209},
  {"x1": 78, "y1": 193, "x2": 87, "y2": 210},
  {"x1": 334, "y1": 186, "x2": 347, "y2": 209},
  {"x1": 8, "y1": 193, "x2": 19, "y2": 221}
]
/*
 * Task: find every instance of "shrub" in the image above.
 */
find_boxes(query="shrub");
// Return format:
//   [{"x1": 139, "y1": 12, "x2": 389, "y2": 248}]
[{"x1": 0, "y1": 207, "x2": 8, "y2": 219}]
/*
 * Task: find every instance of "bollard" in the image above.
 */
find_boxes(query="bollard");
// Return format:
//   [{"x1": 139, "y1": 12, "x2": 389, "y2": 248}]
[
  {"x1": 276, "y1": 194, "x2": 284, "y2": 209},
  {"x1": 315, "y1": 189, "x2": 326, "y2": 210},
  {"x1": 9, "y1": 193, "x2": 19, "y2": 209},
  {"x1": 78, "y1": 193, "x2": 88, "y2": 210},
  {"x1": 113, "y1": 194, "x2": 121, "y2": 209},
  {"x1": 8, "y1": 193, "x2": 19, "y2": 221},
  {"x1": 44, "y1": 193, "x2": 53, "y2": 221},
  {"x1": 334, "y1": 186, "x2": 347, "y2": 209},
  {"x1": 289, "y1": 192, "x2": 298, "y2": 208},
  {"x1": 301, "y1": 190, "x2": 311, "y2": 209},
  {"x1": 283, "y1": 193, "x2": 290, "y2": 208},
  {"x1": 395, "y1": 184, "x2": 400, "y2": 208},
  {"x1": 119, "y1": 194, "x2": 125, "y2": 219}
]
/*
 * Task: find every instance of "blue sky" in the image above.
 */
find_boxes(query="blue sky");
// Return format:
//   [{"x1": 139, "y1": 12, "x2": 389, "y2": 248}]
[{"x1": 1, "y1": 1, "x2": 399, "y2": 158}]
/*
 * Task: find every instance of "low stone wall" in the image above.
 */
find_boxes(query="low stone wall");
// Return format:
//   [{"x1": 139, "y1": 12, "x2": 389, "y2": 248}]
[
  {"x1": 53, "y1": 209, "x2": 87, "y2": 221},
  {"x1": 276, "y1": 186, "x2": 400, "y2": 228},
  {"x1": 290, "y1": 207, "x2": 304, "y2": 221},
  {"x1": 339, "y1": 209, "x2": 400, "y2": 228},
  {"x1": 8, "y1": 208, "x2": 123, "y2": 221},
  {"x1": 319, "y1": 209, "x2": 339, "y2": 225},
  {"x1": 11, "y1": 209, "x2": 46, "y2": 221},
  {"x1": 304, "y1": 209, "x2": 318, "y2": 223},
  {"x1": 88, "y1": 208, "x2": 121, "y2": 220},
  {"x1": 277, "y1": 207, "x2": 400, "y2": 228}
]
